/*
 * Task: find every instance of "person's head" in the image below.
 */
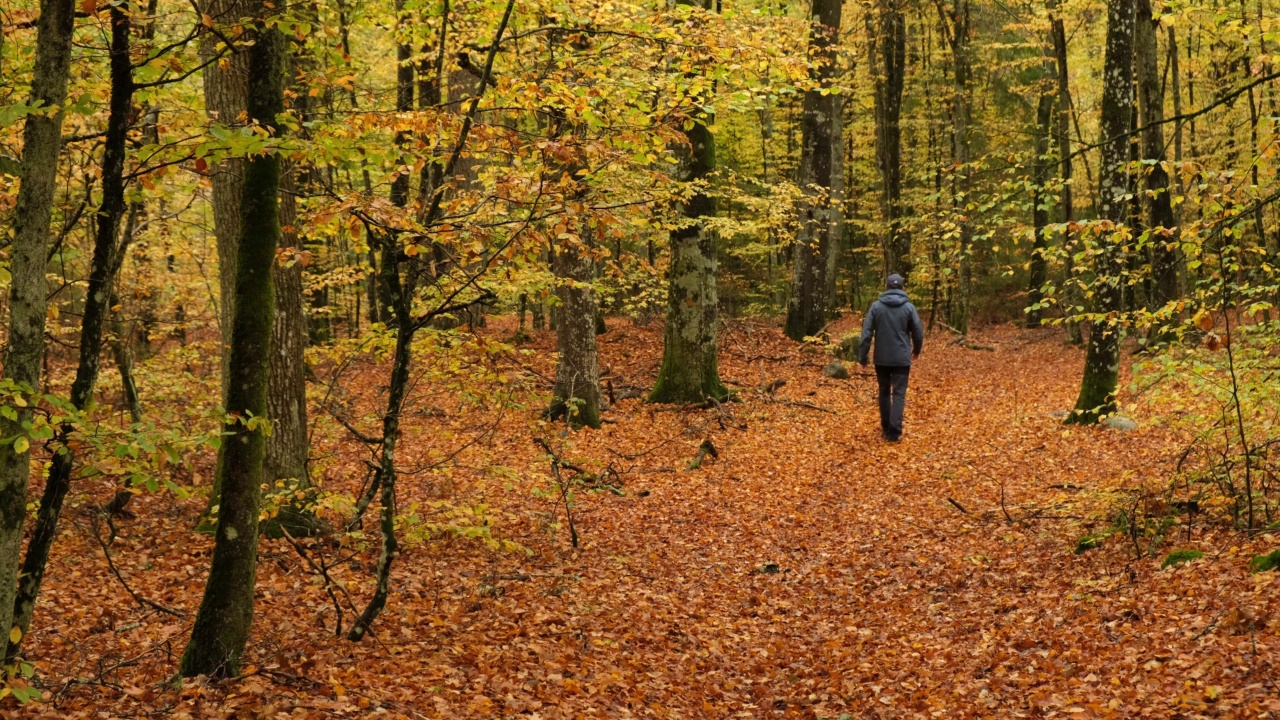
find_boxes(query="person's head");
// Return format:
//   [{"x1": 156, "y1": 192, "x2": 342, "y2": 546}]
[{"x1": 886, "y1": 273, "x2": 905, "y2": 290}]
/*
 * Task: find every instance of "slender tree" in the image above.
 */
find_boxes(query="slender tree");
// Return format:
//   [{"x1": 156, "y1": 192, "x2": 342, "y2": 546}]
[
  {"x1": 7, "y1": 0, "x2": 136, "y2": 660},
  {"x1": 869, "y1": 0, "x2": 910, "y2": 278},
  {"x1": 179, "y1": 0, "x2": 284, "y2": 675},
  {"x1": 0, "y1": 0, "x2": 76, "y2": 660},
  {"x1": 1068, "y1": 0, "x2": 1135, "y2": 424},
  {"x1": 1049, "y1": 0, "x2": 1082, "y2": 343},
  {"x1": 937, "y1": 0, "x2": 973, "y2": 333},
  {"x1": 784, "y1": 0, "x2": 844, "y2": 341},
  {"x1": 1027, "y1": 91, "x2": 1054, "y2": 326},
  {"x1": 1134, "y1": 0, "x2": 1179, "y2": 328}
]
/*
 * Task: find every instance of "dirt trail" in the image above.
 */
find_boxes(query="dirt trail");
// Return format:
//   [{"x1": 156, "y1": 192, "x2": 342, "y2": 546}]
[{"x1": 28, "y1": 320, "x2": 1280, "y2": 718}]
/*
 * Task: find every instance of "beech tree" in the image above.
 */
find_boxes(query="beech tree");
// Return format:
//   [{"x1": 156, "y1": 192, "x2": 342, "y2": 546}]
[
  {"x1": 784, "y1": 0, "x2": 844, "y2": 341},
  {"x1": 651, "y1": 0, "x2": 727, "y2": 403},
  {"x1": 179, "y1": 0, "x2": 284, "y2": 675},
  {"x1": 0, "y1": 0, "x2": 76, "y2": 660},
  {"x1": 1068, "y1": 0, "x2": 1135, "y2": 424}
]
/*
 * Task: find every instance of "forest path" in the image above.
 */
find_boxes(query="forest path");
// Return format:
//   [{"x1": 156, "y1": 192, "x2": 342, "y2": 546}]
[{"x1": 33, "y1": 319, "x2": 1280, "y2": 718}]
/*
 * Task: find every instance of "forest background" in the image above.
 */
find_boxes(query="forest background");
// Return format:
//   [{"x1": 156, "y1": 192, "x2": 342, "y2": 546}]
[{"x1": 2, "y1": 0, "x2": 1280, "y2": 713}]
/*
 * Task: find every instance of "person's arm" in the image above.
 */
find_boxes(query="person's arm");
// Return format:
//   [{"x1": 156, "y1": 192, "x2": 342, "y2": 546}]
[
  {"x1": 909, "y1": 304, "x2": 924, "y2": 359},
  {"x1": 858, "y1": 305, "x2": 876, "y2": 365}
]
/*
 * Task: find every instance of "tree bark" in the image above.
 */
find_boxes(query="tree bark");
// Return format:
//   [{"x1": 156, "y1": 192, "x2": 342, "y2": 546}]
[
  {"x1": 1049, "y1": 2, "x2": 1082, "y2": 344},
  {"x1": 1135, "y1": 0, "x2": 1179, "y2": 324},
  {"x1": 650, "y1": 117, "x2": 727, "y2": 402},
  {"x1": 179, "y1": 7, "x2": 284, "y2": 677},
  {"x1": 870, "y1": 0, "x2": 910, "y2": 279},
  {"x1": 940, "y1": 0, "x2": 973, "y2": 334},
  {"x1": 1069, "y1": 0, "x2": 1134, "y2": 424},
  {"x1": 6, "y1": 2, "x2": 136, "y2": 661},
  {"x1": 784, "y1": 0, "x2": 843, "y2": 341},
  {"x1": 550, "y1": 231, "x2": 603, "y2": 427},
  {"x1": 0, "y1": 0, "x2": 75, "y2": 660},
  {"x1": 1026, "y1": 91, "x2": 1054, "y2": 326},
  {"x1": 265, "y1": 169, "x2": 309, "y2": 486}
]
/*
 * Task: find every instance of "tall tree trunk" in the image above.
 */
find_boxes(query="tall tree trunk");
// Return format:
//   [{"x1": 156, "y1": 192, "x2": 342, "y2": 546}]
[
  {"x1": 1049, "y1": 1, "x2": 1083, "y2": 344},
  {"x1": 0, "y1": 0, "x2": 75, "y2": 660},
  {"x1": 202, "y1": 0, "x2": 250, "y2": 382},
  {"x1": 650, "y1": 116, "x2": 728, "y2": 401},
  {"x1": 8, "y1": 2, "x2": 135, "y2": 661},
  {"x1": 202, "y1": 0, "x2": 309, "y2": 511},
  {"x1": 940, "y1": 0, "x2": 972, "y2": 334},
  {"x1": 264, "y1": 169, "x2": 309, "y2": 486},
  {"x1": 1135, "y1": 0, "x2": 1179, "y2": 327},
  {"x1": 826, "y1": 91, "x2": 846, "y2": 310},
  {"x1": 784, "y1": 0, "x2": 843, "y2": 341},
  {"x1": 550, "y1": 230, "x2": 603, "y2": 427},
  {"x1": 1026, "y1": 91, "x2": 1054, "y2": 326},
  {"x1": 179, "y1": 6, "x2": 284, "y2": 677},
  {"x1": 1069, "y1": 0, "x2": 1135, "y2": 424},
  {"x1": 871, "y1": 0, "x2": 910, "y2": 279}
]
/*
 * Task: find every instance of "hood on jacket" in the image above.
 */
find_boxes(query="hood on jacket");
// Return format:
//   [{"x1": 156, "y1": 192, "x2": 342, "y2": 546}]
[{"x1": 878, "y1": 288, "x2": 910, "y2": 308}]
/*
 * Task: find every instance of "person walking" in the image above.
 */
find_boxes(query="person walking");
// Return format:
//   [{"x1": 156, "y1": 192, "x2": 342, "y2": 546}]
[{"x1": 858, "y1": 274, "x2": 924, "y2": 442}]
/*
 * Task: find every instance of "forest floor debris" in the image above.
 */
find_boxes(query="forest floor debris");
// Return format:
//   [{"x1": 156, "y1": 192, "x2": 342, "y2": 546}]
[{"x1": 14, "y1": 318, "x2": 1280, "y2": 718}]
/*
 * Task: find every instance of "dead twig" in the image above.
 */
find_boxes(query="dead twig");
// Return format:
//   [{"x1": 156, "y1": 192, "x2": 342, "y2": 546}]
[{"x1": 88, "y1": 514, "x2": 184, "y2": 617}]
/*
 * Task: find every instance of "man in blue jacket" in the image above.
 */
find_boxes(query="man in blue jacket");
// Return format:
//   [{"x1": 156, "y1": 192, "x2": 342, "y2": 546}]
[{"x1": 858, "y1": 274, "x2": 924, "y2": 442}]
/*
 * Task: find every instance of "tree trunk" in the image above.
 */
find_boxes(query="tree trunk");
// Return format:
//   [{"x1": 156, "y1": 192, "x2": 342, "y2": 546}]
[
  {"x1": 1135, "y1": 0, "x2": 1179, "y2": 326},
  {"x1": 1049, "y1": 3, "x2": 1082, "y2": 344},
  {"x1": 347, "y1": 239, "x2": 410, "y2": 641},
  {"x1": 202, "y1": 0, "x2": 250, "y2": 379},
  {"x1": 7, "y1": 3, "x2": 136, "y2": 661},
  {"x1": 264, "y1": 169, "x2": 309, "y2": 486},
  {"x1": 0, "y1": 0, "x2": 76, "y2": 660},
  {"x1": 1069, "y1": 0, "x2": 1134, "y2": 424},
  {"x1": 826, "y1": 91, "x2": 845, "y2": 310},
  {"x1": 650, "y1": 118, "x2": 728, "y2": 402},
  {"x1": 871, "y1": 0, "x2": 909, "y2": 279},
  {"x1": 203, "y1": 0, "x2": 309, "y2": 512},
  {"x1": 550, "y1": 232, "x2": 603, "y2": 427},
  {"x1": 1026, "y1": 91, "x2": 1054, "y2": 326},
  {"x1": 784, "y1": 0, "x2": 843, "y2": 341},
  {"x1": 943, "y1": 0, "x2": 973, "y2": 334},
  {"x1": 179, "y1": 9, "x2": 283, "y2": 677}
]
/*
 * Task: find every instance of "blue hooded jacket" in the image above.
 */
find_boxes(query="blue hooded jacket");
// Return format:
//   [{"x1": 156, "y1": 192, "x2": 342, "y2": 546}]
[{"x1": 858, "y1": 288, "x2": 924, "y2": 367}]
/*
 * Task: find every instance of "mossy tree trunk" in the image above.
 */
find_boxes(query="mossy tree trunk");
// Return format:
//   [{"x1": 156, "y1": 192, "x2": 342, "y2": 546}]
[
  {"x1": 179, "y1": 8, "x2": 284, "y2": 677},
  {"x1": 0, "y1": 0, "x2": 75, "y2": 660},
  {"x1": 784, "y1": 0, "x2": 843, "y2": 342},
  {"x1": 7, "y1": 1, "x2": 135, "y2": 661},
  {"x1": 1069, "y1": 0, "x2": 1134, "y2": 424},
  {"x1": 650, "y1": 117, "x2": 727, "y2": 403},
  {"x1": 202, "y1": 0, "x2": 309, "y2": 515}
]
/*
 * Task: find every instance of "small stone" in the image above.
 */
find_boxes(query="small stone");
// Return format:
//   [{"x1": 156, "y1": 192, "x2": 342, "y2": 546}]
[
  {"x1": 1104, "y1": 415, "x2": 1138, "y2": 432},
  {"x1": 823, "y1": 360, "x2": 850, "y2": 380}
]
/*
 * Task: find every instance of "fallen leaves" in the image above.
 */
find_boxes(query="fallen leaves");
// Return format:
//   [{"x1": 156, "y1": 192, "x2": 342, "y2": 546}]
[{"x1": 13, "y1": 319, "x2": 1280, "y2": 718}]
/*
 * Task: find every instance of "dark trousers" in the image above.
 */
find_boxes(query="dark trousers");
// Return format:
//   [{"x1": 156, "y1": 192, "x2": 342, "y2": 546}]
[{"x1": 875, "y1": 365, "x2": 911, "y2": 440}]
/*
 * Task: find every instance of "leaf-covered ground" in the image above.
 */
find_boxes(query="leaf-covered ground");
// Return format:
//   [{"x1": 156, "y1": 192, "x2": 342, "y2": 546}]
[{"x1": 16, "y1": 319, "x2": 1280, "y2": 718}]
